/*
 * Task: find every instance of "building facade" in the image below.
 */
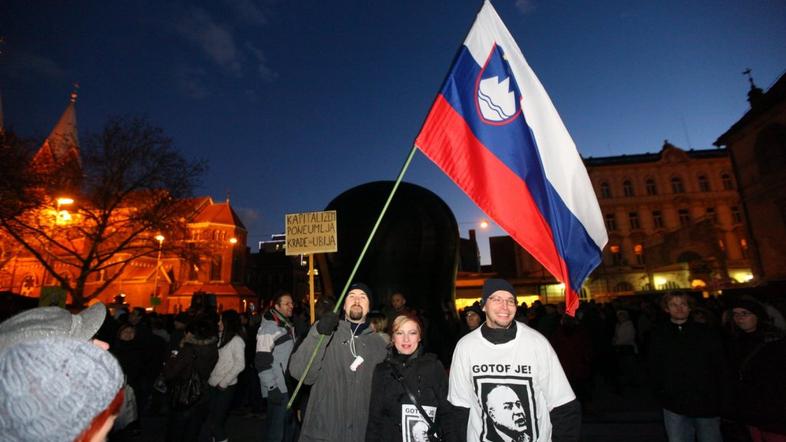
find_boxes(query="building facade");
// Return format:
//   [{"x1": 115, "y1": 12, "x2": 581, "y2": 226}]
[
  {"x1": 715, "y1": 72, "x2": 786, "y2": 282},
  {"x1": 0, "y1": 94, "x2": 255, "y2": 312},
  {"x1": 486, "y1": 142, "x2": 753, "y2": 301}
]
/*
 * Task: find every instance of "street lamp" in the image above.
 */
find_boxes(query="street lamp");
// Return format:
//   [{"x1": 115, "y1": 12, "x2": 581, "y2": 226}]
[
  {"x1": 152, "y1": 234, "x2": 165, "y2": 304},
  {"x1": 55, "y1": 197, "x2": 74, "y2": 225}
]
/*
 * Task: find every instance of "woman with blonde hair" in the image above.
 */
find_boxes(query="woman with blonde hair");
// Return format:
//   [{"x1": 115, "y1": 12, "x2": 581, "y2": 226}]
[{"x1": 366, "y1": 313, "x2": 459, "y2": 442}]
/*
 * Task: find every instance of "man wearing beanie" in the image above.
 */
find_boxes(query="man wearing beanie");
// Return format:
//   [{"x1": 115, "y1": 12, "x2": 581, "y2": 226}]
[
  {"x1": 289, "y1": 282, "x2": 387, "y2": 442},
  {"x1": 448, "y1": 279, "x2": 581, "y2": 442}
]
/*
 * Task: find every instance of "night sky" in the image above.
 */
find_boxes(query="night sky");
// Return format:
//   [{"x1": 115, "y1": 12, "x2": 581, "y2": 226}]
[{"x1": 2, "y1": 0, "x2": 785, "y2": 263}]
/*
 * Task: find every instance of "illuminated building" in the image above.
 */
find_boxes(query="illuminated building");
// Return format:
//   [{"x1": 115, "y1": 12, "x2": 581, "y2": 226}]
[
  {"x1": 0, "y1": 94, "x2": 255, "y2": 312},
  {"x1": 485, "y1": 141, "x2": 753, "y2": 302}
]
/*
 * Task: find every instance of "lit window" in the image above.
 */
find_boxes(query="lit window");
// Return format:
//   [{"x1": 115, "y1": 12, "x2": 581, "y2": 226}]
[
  {"x1": 634, "y1": 244, "x2": 644, "y2": 265},
  {"x1": 610, "y1": 245, "x2": 623, "y2": 266}
]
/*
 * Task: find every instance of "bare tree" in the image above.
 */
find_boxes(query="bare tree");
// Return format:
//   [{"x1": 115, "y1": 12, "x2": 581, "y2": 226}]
[
  {"x1": 0, "y1": 131, "x2": 43, "y2": 222},
  {"x1": 0, "y1": 116, "x2": 207, "y2": 307}
]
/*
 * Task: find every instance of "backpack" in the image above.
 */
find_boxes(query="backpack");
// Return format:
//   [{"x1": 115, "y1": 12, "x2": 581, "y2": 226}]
[{"x1": 169, "y1": 353, "x2": 204, "y2": 410}]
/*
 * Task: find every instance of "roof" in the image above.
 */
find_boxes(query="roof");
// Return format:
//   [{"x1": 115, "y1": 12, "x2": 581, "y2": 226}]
[
  {"x1": 172, "y1": 282, "x2": 255, "y2": 297},
  {"x1": 192, "y1": 201, "x2": 247, "y2": 230},
  {"x1": 584, "y1": 142, "x2": 727, "y2": 167},
  {"x1": 715, "y1": 72, "x2": 786, "y2": 146},
  {"x1": 33, "y1": 94, "x2": 80, "y2": 166}
]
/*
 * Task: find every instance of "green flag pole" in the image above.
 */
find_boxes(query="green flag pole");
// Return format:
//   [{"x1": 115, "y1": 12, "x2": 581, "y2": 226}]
[{"x1": 287, "y1": 144, "x2": 419, "y2": 410}]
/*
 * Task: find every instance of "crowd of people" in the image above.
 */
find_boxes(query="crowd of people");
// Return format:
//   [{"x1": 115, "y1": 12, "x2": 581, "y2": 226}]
[{"x1": 1, "y1": 280, "x2": 784, "y2": 442}]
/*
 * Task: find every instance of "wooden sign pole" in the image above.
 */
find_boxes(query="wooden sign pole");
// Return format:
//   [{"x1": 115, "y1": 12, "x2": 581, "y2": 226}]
[{"x1": 308, "y1": 254, "x2": 316, "y2": 324}]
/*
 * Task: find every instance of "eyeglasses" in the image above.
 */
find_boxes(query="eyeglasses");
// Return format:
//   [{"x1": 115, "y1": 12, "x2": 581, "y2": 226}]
[{"x1": 488, "y1": 296, "x2": 517, "y2": 307}]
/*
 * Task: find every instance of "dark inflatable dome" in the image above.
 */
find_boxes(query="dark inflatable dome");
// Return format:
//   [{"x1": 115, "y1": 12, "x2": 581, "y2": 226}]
[{"x1": 319, "y1": 181, "x2": 460, "y2": 362}]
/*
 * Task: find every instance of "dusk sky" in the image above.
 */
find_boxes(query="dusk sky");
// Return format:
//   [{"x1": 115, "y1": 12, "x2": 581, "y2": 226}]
[{"x1": 2, "y1": 0, "x2": 785, "y2": 263}]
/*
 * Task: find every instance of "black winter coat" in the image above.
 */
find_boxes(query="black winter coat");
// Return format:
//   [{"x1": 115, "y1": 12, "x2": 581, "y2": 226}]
[
  {"x1": 648, "y1": 320, "x2": 728, "y2": 417},
  {"x1": 366, "y1": 350, "x2": 460, "y2": 442},
  {"x1": 162, "y1": 335, "x2": 219, "y2": 386},
  {"x1": 726, "y1": 330, "x2": 786, "y2": 434}
]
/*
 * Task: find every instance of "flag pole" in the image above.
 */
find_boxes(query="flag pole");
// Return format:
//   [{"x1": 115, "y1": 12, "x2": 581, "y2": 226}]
[{"x1": 287, "y1": 144, "x2": 419, "y2": 410}]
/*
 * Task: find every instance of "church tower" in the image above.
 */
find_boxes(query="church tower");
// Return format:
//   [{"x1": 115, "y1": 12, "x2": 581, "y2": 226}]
[{"x1": 30, "y1": 89, "x2": 82, "y2": 195}]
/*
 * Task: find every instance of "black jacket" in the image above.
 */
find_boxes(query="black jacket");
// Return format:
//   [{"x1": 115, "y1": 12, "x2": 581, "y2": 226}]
[
  {"x1": 648, "y1": 320, "x2": 727, "y2": 417},
  {"x1": 163, "y1": 335, "x2": 219, "y2": 385},
  {"x1": 726, "y1": 329, "x2": 786, "y2": 434},
  {"x1": 366, "y1": 349, "x2": 460, "y2": 442}
]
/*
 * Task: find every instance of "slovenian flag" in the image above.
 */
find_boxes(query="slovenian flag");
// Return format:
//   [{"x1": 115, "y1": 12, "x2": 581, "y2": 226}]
[{"x1": 415, "y1": 0, "x2": 607, "y2": 315}]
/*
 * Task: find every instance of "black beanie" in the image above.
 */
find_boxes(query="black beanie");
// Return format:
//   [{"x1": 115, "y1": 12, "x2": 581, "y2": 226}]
[
  {"x1": 730, "y1": 298, "x2": 767, "y2": 320},
  {"x1": 347, "y1": 282, "x2": 374, "y2": 308},
  {"x1": 482, "y1": 279, "x2": 516, "y2": 306}
]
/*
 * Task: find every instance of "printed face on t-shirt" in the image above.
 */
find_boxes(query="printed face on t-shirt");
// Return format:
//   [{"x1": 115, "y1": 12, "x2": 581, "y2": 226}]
[{"x1": 486, "y1": 385, "x2": 528, "y2": 434}]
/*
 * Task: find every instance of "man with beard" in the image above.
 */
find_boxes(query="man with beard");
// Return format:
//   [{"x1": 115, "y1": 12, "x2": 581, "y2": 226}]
[
  {"x1": 485, "y1": 385, "x2": 531, "y2": 442},
  {"x1": 449, "y1": 279, "x2": 581, "y2": 442},
  {"x1": 256, "y1": 291, "x2": 297, "y2": 442},
  {"x1": 289, "y1": 282, "x2": 387, "y2": 442}
]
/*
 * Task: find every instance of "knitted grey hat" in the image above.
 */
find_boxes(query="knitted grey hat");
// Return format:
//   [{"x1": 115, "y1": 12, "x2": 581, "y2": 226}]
[
  {"x1": 0, "y1": 336, "x2": 124, "y2": 441},
  {"x1": 0, "y1": 303, "x2": 106, "y2": 349}
]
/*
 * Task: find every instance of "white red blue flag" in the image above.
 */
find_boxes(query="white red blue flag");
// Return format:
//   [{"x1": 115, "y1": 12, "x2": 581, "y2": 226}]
[{"x1": 415, "y1": 0, "x2": 607, "y2": 315}]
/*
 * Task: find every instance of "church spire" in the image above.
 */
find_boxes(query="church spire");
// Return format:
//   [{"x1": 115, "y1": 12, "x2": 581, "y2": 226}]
[{"x1": 30, "y1": 87, "x2": 83, "y2": 193}]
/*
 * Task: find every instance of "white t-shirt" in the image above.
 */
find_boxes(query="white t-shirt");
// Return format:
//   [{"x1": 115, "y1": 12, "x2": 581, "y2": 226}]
[{"x1": 448, "y1": 322, "x2": 575, "y2": 442}]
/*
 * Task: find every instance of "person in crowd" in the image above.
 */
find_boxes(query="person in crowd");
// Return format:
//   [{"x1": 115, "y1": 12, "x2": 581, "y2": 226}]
[
  {"x1": 171, "y1": 312, "x2": 191, "y2": 352},
  {"x1": 726, "y1": 298, "x2": 786, "y2": 441},
  {"x1": 449, "y1": 279, "x2": 581, "y2": 442},
  {"x1": 0, "y1": 336, "x2": 125, "y2": 442},
  {"x1": 200, "y1": 310, "x2": 245, "y2": 442},
  {"x1": 235, "y1": 311, "x2": 263, "y2": 417},
  {"x1": 368, "y1": 311, "x2": 391, "y2": 345},
  {"x1": 110, "y1": 323, "x2": 145, "y2": 429},
  {"x1": 535, "y1": 304, "x2": 560, "y2": 339},
  {"x1": 0, "y1": 302, "x2": 109, "y2": 350},
  {"x1": 256, "y1": 292, "x2": 297, "y2": 442},
  {"x1": 612, "y1": 309, "x2": 637, "y2": 394},
  {"x1": 366, "y1": 313, "x2": 459, "y2": 442},
  {"x1": 649, "y1": 292, "x2": 726, "y2": 442},
  {"x1": 163, "y1": 318, "x2": 219, "y2": 442},
  {"x1": 550, "y1": 315, "x2": 593, "y2": 409},
  {"x1": 389, "y1": 291, "x2": 412, "y2": 319},
  {"x1": 151, "y1": 314, "x2": 171, "y2": 344},
  {"x1": 462, "y1": 304, "x2": 484, "y2": 335},
  {"x1": 289, "y1": 282, "x2": 388, "y2": 442}
]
